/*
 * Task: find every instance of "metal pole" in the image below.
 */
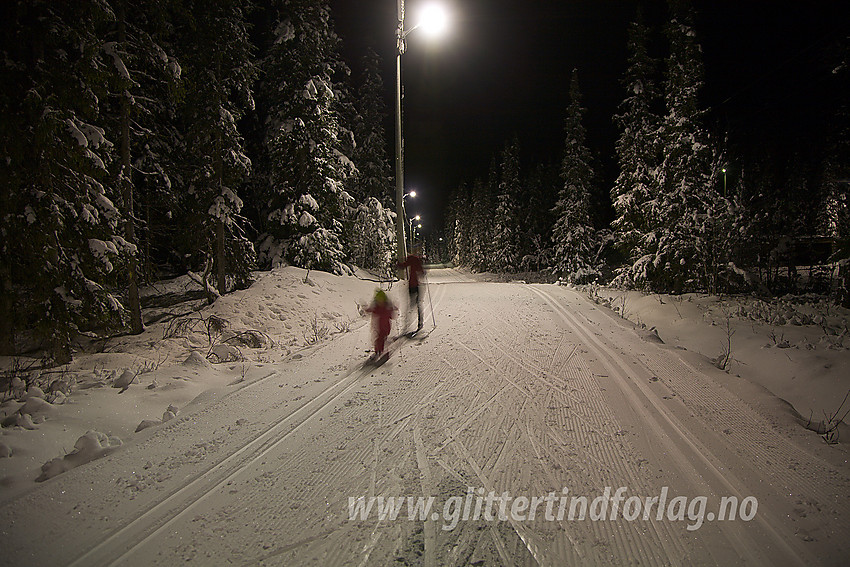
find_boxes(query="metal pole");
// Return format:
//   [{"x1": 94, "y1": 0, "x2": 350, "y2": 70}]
[{"x1": 395, "y1": 7, "x2": 408, "y2": 269}]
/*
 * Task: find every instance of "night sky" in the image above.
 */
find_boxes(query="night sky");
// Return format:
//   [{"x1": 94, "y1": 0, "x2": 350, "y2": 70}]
[{"x1": 329, "y1": 0, "x2": 848, "y2": 233}]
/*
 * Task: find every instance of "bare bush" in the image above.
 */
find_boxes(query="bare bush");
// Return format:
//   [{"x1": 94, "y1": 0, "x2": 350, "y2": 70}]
[
  {"x1": 806, "y1": 389, "x2": 850, "y2": 444},
  {"x1": 334, "y1": 317, "x2": 353, "y2": 334},
  {"x1": 226, "y1": 329, "x2": 273, "y2": 349},
  {"x1": 713, "y1": 314, "x2": 735, "y2": 371},
  {"x1": 163, "y1": 315, "x2": 202, "y2": 339},
  {"x1": 304, "y1": 313, "x2": 329, "y2": 345}
]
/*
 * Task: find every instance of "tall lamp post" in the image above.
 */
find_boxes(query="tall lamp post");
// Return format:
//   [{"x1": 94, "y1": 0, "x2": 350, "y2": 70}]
[
  {"x1": 394, "y1": 1, "x2": 447, "y2": 267},
  {"x1": 408, "y1": 214, "x2": 421, "y2": 252}
]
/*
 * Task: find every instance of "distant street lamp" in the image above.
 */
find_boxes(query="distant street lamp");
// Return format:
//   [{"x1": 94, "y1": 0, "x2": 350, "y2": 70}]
[
  {"x1": 408, "y1": 214, "x2": 421, "y2": 251},
  {"x1": 402, "y1": 189, "x2": 416, "y2": 223},
  {"x1": 395, "y1": 1, "x2": 448, "y2": 266},
  {"x1": 722, "y1": 167, "x2": 727, "y2": 198}
]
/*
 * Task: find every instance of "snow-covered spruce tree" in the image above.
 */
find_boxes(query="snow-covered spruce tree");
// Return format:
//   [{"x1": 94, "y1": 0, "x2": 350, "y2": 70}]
[
  {"x1": 640, "y1": 0, "x2": 724, "y2": 293},
  {"x1": 343, "y1": 48, "x2": 395, "y2": 274},
  {"x1": 349, "y1": 197, "x2": 396, "y2": 278},
  {"x1": 351, "y1": 48, "x2": 394, "y2": 207},
  {"x1": 0, "y1": 1, "x2": 127, "y2": 361},
  {"x1": 256, "y1": 0, "x2": 355, "y2": 274},
  {"x1": 519, "y1": 162, "x2": 558, "y2": 271},
  {"x1": 447, "y1": 182, "x2": 473, "y2": 267},
  {"x1": 178, "y1": 0, "x2": 257, "y2": 297},
  {"x1": 468, "y1": 175, "x2": 497, "y2": 271},
  {"x1": 492, "y1": 138, "x2": 523, "y2": 272},
  {"x1": 551, "y1": 70, "x2": 601, "y2": 283},
  {"x1": 820, "y1": 37, "x2": 850, "y2": 295},
  {"x1": 102, "y1": 0, "x2": 182, "y2": 333},
  {"x1": 736, "y1": 155, "x2": 813, "y2": 292},
  {"x1": 107, "y1": 1, "x2": 185, "y2": 280},
  {"x1": 611, "y1": 11, "x2": 663, "y2": 287}
]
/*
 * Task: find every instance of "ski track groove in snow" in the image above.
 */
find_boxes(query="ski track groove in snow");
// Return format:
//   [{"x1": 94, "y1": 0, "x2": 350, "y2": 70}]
[
  {"x1": 452, "y1": 292, "x2": 685, "y2": 566},
  {"x1": 2, "y1": 270, "x2": 848, "y2": 565},
  {"x1": 68, "y1": 348, "x2": 394, "y2": 566},
  {"x1": 528, "y1": 284, "x2": 840, "y2": 566}
]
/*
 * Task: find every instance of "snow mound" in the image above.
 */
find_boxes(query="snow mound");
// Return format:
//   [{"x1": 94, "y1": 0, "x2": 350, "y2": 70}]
[
  {"x1": 112, "y1": 369, "x2": 136, "y2": 391},
  {"x1": 20, "y1": 397, "x2": 55, "y2": 417},
  {"x1": 135, "y1": 419, "x2": 162, "y2": 433},
  {"x1": 36, "y1": 431, "x2": 122, "y2": 482},
  {"x1": 182, "y1": 351, "x2": 212, "y2": 368}
]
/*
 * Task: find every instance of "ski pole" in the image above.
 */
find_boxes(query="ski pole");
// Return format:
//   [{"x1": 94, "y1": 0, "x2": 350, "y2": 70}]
[{"x1": 425, "y1": 273, "x2": 436, "y2": 328}]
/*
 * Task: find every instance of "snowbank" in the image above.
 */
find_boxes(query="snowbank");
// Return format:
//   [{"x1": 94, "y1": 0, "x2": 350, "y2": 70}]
[
  {"x1": 0, "y1": 267, "x2": 382, "y2": 503},
  {"x1": 576, "y1": 284, "x2": 850, "y2": 431}
]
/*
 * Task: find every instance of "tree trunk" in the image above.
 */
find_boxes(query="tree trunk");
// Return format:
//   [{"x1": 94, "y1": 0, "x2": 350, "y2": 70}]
[
  {"x1": 119, "y1": 0, "x2": 143, "y2": 335},
  {"x1": 0, "y1": 277, "x2": 14, "y2": 354},
  {"x1": 215, "y1": 122, "x2": 226, "y2": 295},
  {"x1": 217, "y1": 218, "x2": 226, "y2": 294}
]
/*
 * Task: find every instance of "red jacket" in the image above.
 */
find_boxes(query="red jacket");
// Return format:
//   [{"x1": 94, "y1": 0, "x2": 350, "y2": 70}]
[
  {"x1": 366, "y1": 302, "x2": 395, "y2": 328},
  {"x1": 398, "y1": 254, "x2": 424, "y2": 288}
]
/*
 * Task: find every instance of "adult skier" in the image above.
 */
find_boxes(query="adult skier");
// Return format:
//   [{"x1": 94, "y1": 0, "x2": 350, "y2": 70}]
[{"x1": 398, "y1": 248, "x2": 425, "y2": 335}]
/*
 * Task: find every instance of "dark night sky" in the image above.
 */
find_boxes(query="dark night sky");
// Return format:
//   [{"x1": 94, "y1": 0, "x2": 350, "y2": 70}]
[{"x1": 329, "y1": 0, "x2": 848, "y2": 233}]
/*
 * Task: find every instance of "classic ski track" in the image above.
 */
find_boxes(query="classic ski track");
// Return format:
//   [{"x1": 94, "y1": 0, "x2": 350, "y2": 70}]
[
  {"x1": 69, "y1": 285, "x2": 449, "y2": 566},
  {"x1": 413, "y1": 417, "x2": 437, "y2": 567},
  {"x1": 528, "y1": 284, "x2": 823, "y2": 566},
  {"x1": 12, "y1": 272, "x2": 844, "y2": 566},
  {"x1": 451, "y1": 295, "x2": 688, "y2": 566},
  {"x1": 447, "y1": 433, "x2": 545, "y2": 565},
  {"x1": 556, "y1": 282, "x2": 850, "y2": 524},
  {"x1": 69, "y1": 350, "x2": 393, "y2": 566},
  {"x1": 119, "y1": 318, "x2": 474, "y2": 564},
  {"x1": 211, "y1": 356, "x2": 457, "y2": 564}
]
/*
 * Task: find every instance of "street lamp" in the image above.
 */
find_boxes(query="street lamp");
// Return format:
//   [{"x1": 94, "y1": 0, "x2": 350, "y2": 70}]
[
  {"x1": 408, "y1": 214, "x2": 421, "y2": 252},
  {"x1": 722, "y1": 168, "x2": 727, "y2": 198},
  {"x1": 395, "y1": 1, "x2": 448, "y2": 267}
]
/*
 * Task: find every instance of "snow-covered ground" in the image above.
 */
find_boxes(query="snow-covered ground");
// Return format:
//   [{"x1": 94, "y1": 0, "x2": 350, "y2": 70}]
[
  {"x1": 579, "y1": 284, "x2": 850, "y2": 435},
  {"x1": 0, "y1": 267, "x2": 848, "y2": 565},
  {"x1": 0, "y1": 267, "x2": 382, "y2": 501}
]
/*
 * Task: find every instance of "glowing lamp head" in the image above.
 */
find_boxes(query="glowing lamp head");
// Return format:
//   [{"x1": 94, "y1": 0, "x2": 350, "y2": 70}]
[{"x1": 418, "y1": 3, "x2": 449, "y2": 38}]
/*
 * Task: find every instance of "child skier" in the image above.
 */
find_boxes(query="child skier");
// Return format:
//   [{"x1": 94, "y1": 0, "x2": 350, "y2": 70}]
[{"x1": 365, "y1": 289, "x2": 396, "y2": 362}]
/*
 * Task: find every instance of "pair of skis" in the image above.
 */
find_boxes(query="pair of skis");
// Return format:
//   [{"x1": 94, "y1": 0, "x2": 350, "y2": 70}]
[{"x1": 361, "y1": 328, "x2": 426, "y2": 368}]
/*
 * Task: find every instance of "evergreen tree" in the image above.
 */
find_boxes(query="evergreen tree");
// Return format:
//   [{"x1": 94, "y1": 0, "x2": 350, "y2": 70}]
[
  {"x1": 611, "y1": 11, "x2": 662, "y2": 286},
  {"x1": 492, "y1": 138, "x2": 523, "y2": 271},
  {"x1": 519, "y1": 162, "x2": 558, "y2": 271},
  {"x1": 343, "y1": 47, "x2": 395, "y2": 272},
  {"x1": 350, "y1": 48, "x2": 393, "y2": 207},
  {"x1": 0, "y1": 1, "x2": 127, "y2": 361},
  {"x1": 638, "y1": 0, "x2": 723, "y2": 293},
  {"x1": 551, "y1": 70, "x2": 600, "y2": 283},
  {"x1": 467, "y1": 176, "x2": 495, "y2": 271},
  {"x1": 103, "y1": 0, "x2": 182, "y2": 333},
  {"x1": 256, "y1": 0, "x2": 355, "y2": 274},
  {"x1": 178, "y1": 0, "x2": 257, "y2": 297},
  {"x1": 349, "y1": 197, "x2": 396, "y2": 277},
  {"x1": 112, "y1": 2, "x2": 185, "y2": 281},
  {"x1": 820, "y1": 37, "x2": 850, "y2": 268},
  {"x1": 447, "y1": 182, "x2": 472, "y2": 267}
]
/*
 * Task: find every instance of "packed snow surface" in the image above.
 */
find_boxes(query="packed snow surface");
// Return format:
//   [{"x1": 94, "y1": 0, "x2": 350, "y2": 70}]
[{"x1": 0, "y1": 267, "x2": 848, "y2": 566}]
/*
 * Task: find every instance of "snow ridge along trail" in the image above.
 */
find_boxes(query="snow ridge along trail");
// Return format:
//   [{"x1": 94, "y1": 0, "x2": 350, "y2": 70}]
[{"x1": 1, "y1": 270, "x2": 848, "y2": 566}]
